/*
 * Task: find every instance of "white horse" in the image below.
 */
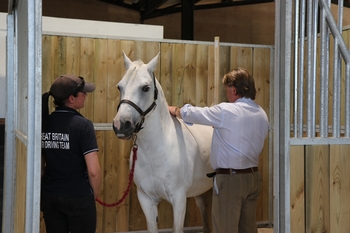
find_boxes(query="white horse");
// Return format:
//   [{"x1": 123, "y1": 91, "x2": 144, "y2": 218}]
[{"x1": 112, "y1": 52, "x2": 214, "y2": 233}]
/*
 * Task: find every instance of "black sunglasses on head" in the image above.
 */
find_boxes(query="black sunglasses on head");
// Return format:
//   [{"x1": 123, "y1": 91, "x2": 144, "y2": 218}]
[{"x1": 72, "y1": 77, "x2": 85, "y2": 93}]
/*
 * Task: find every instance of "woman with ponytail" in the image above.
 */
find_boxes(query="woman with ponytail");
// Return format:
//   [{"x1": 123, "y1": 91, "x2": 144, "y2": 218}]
[{"x1": 41, "y1": 75, "x2": 101, "y2": 233}]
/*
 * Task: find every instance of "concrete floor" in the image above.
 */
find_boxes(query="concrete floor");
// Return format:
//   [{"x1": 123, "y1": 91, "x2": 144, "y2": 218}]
[{"x1": 117, "y1": 227, "x2": 274, "y2": 233}]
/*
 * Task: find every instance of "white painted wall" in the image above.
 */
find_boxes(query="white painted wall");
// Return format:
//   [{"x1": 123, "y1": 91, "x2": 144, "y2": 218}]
[{"x1": 0, "y1": 12, "x2": 164, "y2": 119}]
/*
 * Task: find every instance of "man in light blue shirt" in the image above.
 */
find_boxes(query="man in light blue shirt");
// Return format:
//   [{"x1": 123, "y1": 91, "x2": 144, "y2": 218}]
[{"x1": 169, "y1": 67, "x2": 269, "y2": 233}]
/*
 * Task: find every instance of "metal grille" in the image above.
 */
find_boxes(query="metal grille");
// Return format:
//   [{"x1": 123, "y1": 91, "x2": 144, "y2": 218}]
[{"x1": 291, "y1": 0, "x2": 350, "y2": 145}]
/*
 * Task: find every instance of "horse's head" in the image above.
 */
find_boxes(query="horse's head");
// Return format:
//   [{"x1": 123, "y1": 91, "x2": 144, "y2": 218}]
[{"x1": 112, "y1": 51, "x2": 160, "y2": 140}]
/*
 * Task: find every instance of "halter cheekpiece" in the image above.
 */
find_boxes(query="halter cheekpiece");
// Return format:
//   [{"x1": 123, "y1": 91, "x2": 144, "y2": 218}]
[{"x1": 116, "y1": 72, "x2": 158, "y2": 135}]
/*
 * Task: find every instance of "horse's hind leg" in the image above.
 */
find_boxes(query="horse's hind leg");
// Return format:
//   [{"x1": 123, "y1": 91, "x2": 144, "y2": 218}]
[
  {"x1": 194, "y1": 194, "x2": 211, "y2": 233},
  {"x1": 137, "y1": 191, "x2": 160, "y2": 233}
]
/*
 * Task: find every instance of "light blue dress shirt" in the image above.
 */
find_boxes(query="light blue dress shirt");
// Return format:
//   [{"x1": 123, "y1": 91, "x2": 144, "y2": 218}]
[{"x1": 180, "y1": 97, "x2": 269, "y2": 169}]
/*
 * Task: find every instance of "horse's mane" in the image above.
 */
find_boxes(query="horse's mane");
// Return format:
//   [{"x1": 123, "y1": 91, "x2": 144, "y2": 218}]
[{"x1": 134, "y1": 60, "x2": 144, "y2": 66}]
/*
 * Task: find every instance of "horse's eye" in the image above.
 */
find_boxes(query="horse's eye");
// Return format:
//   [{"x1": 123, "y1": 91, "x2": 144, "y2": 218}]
[
  {"x1": 142, "y1": 86, "x2": 150, "y2": 92},
  {"x1": 117, "y1": 85, "x2": 121, "y2": 91}
]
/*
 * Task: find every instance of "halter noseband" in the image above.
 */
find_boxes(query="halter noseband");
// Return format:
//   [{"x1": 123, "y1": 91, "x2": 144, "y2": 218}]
[{"x1": 116, "y1": 72, "x2": 158, "y2": 135}]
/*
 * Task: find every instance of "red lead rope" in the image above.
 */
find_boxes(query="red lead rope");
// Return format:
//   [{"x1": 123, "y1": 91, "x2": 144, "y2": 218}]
[{"x1": 96, "y1": 144, "x2": 138, "y2": 208}]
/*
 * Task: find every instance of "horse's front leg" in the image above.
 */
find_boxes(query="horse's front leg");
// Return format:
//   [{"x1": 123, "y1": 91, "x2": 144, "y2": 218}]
[
  {"x1": 137, "y1": 190, "x2": 160, "y2": 233},
  {"x1": 171, "y1": 194, "x2": 187, "y2": 233}
]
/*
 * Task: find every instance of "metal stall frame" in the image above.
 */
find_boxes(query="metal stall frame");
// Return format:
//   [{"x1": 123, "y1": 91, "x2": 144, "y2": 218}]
[
  {"x1": 275, "y1": 0, "x2": 350, "y2": 232},
  {"x1": 3, "y1": 0, "x2": 42, "y2": 233}
]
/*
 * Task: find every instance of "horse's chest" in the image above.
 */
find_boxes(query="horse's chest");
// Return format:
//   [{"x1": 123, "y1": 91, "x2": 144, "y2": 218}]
[{"x1": 133, "y1": 157, "x2": 189, "y2": 198}]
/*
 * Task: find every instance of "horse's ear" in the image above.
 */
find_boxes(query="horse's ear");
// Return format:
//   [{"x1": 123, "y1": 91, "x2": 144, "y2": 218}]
[
  {"x1": 122, "y1": 50, "x2": 133, "y2": 70},
  {"x1": 147, "y1": 52, "x2": 160, "y2": 73}
]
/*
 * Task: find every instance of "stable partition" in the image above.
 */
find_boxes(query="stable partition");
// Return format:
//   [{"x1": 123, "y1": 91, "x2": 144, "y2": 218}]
[{"x1": 39, "y1": 35, "x2": 273, "y2": 232}]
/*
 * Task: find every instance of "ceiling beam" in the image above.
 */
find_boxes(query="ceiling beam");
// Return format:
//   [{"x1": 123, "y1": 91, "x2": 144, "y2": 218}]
[{"x1": 142, "y1": 0, "x2": 274, "y2": 20}]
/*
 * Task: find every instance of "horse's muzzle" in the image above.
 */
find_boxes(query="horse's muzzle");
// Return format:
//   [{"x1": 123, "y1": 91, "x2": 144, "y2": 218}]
[{"x1": 112, "y1": 121, "x2": 135, "y2": 140}]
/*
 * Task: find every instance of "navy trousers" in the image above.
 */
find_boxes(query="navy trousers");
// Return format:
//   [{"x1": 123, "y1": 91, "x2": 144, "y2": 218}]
[{"x1": 41, "y1": 194, "x2": 97, "y2": 233}]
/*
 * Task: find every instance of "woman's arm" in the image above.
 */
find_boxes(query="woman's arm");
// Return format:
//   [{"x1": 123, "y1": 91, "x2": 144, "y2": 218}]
[{"x1": 85, "y1": 151, "x2": 102, "y2": 199}]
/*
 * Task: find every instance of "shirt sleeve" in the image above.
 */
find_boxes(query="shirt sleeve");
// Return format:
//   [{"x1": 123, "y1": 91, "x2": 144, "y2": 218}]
[
  {"x1": 80, "y1": 120, "x2": 99, "y2": 155},
  {"x1": 181, "y1": 103, "x2": 224, "y2": 128}
]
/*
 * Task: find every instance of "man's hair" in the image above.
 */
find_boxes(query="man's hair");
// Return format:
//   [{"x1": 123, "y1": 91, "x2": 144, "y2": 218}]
[{"x1": 222, "y1": 67, "x2": 257, "y2": 100}]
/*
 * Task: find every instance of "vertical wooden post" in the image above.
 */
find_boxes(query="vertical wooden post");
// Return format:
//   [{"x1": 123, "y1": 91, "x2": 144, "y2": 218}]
[{"x1": 214, "y1": 36, "x2": 220, "y2": 105}]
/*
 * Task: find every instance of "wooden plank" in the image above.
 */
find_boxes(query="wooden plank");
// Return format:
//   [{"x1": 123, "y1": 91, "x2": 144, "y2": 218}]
[
  {"x1": 290, "y1": 146, "x2": 305, "y2": 233},
  {"x1": 230, "y1": 46, "x2": 253, "y2": 73},
  {"x1": 305, "y1": 145, "x2": 330, "y2": 233},
  {"x1": 95, "y1": 40, "x2": 118, "y2": 233},
  {"x1": 172, "y1": 43, "x2": 186, "y2": 106},
  {"x1": 98, "y1": 39, "x2": 120, "y2": 233},
  {"x1": 106, "y1": 39, "x2": 122, "y2": 123},
  {"x1": 253, "y1": 47, "x2": 270, "y2": 222},
  {"x1": 14, "y1": 138, "x2": 27, "y2": 233},
  {"x1": 207, "y1": 44, "x2": 215, "y2": 106},
  {"x1": 159, "y1": 42, "x2": 173, "y2": 103},
  {"x1": 50, "y1": 36, "x2": 66, "y2": 112},
  {"x1": 53, "y1": 36, "x2": 67, "y2": 77},
  {"x1": 183, "y1": 44, "x2": 197, "y2": 105},
  {"x1": 134, "y1": 40, "x2": 159, "y2": 68},
  {"x1": 195, "y1": 44, "x2": 208, "y2": 107},
  {"x1": 213, "y1": 37, "x2": 220, "y2": 105},
  {"x1": 42, "y1": 35, "x2": 53, "y2": 94},
  {"x1": 219, "y1": 45, "x2": 231, "y2": 102},
  {"x1": 79, "y1": 37, "x2": 95, "y2": 119},
  {"x1": 93, "y1": 38, "x2": 108, "y2": 123},
  {"x1": 121, "y1": 40, "x2": 136, "y2": 61},
  {"x1": 330, "y1": 145, "x2": 350, "y2": 233},
  {"x1": 65, "y1": 36, "x2": 81, "y2": 76}
]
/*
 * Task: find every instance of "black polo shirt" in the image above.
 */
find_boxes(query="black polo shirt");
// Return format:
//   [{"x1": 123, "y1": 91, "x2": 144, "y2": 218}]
[{"x1": 41, "y1": 107, "x2": 99, "y2": 195}]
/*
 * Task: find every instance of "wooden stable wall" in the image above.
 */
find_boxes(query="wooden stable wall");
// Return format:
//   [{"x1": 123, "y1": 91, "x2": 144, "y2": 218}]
[
  {"x1": 290, "y1": 145, "x2": 350, "y2": 233},
  {"x1": 288, "y1": 28, "x2": 350, "y2": 233},
  {"x1": 35, "y1": 35, "x2": 273, "y2": 233}
]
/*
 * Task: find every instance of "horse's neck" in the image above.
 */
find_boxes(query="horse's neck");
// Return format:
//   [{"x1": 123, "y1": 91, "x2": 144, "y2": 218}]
[{"x1": 137, "y1": 99, "x2": 174, "y2": 144}]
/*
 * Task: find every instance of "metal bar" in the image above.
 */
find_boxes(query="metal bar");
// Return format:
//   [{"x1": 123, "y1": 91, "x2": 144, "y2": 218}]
[
  {"x1": 116, "y1": 224, "x2": 273, "y2": 233},
  {"x1": 319, "y1": 0, "x2": 350, "y2": 63},
  {"x1": 345, "y1": 64, "x2": 350, "y2": 137},
  {"x1": 268, "y1": 48, "x2": 275, "y2": 228},
  {"x1": 273, "y1": 0, "x2": 281, "y2": 231},
  {"x1": 311, "y1": 0, "x2": 318, "y2": 137},
  {"x1": 24, "y1": 0, "x2": 42, "y2": 232},
  {"x1": 291, "y1": 123, "x2": 348, "y2": 134},
  {"x1": 319, "y1": 0, "x2": 330, "y2": 137},
  {"x1": 3, "y1": 12, "x2": 16, "y2": 233},
  {"x1": 293, "y1": 0, "x2": 299, "y2": 137},
  {"x1": 291, "y1": 137, "x2": 350, "y2": 145},
  {"x1": 274, "y1": 1, "x2": 292, "y2": 232},
  {"x1": 298, "y1": 0, "x2": 306, "y2": 138},
  {"x1": 331, "y1": 3, "x2": 341, "y2": 137},
  {"x1": 338, "y1": 0, "x2": 343, "y2": 33},
  {"x1": 306, "y1": 0, "x2": 315, "y2": 137}
]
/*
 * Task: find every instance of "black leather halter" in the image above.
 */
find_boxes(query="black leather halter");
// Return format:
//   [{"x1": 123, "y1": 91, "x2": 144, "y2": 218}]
[{"x1": 116, "y1": 72, "x2": 158, "y2": 134}]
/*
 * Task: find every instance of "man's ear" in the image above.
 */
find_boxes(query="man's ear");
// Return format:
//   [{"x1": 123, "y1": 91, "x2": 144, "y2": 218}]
[{"x1": 232, "y1": 87, "x2": 237, "y2": 95}]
